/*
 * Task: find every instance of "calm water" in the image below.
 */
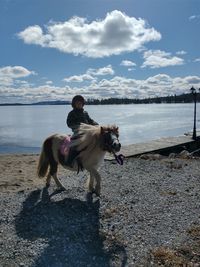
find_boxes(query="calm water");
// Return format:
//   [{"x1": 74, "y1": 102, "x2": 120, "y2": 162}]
[{"x1": 0, "y1": 103, "x2": 199, "y2": 153}]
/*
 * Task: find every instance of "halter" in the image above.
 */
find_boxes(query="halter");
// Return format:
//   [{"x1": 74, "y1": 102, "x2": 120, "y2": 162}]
[
  {"x1": 102, "y1": 131, "x2": 124, "y2": 165},
  {"x1": 101, "y1": 132, "x2": 118, "y2": 152}
]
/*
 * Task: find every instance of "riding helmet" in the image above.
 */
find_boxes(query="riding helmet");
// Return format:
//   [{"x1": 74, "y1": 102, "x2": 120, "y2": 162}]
[{"x1": 72, "y1": 95, "x2": 85, "y2": 108}]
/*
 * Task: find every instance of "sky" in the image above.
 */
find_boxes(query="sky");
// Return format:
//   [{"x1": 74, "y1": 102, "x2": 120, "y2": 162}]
[{"x1": 0, "y1": 0, "x2": 200, "y2": 104}]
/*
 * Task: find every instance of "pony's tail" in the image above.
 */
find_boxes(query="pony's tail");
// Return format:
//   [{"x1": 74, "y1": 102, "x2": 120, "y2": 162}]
[{"x1": 37, "y1": 140, "x2": 50, "y2": 178}]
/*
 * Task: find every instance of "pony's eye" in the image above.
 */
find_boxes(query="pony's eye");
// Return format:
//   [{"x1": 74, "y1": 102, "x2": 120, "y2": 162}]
[
  {"x1": 107, "y1": 135, "x2": 113, "y2": 144},
  {"x1": 104, "y1": 133, "x2": 111, "y2": 143},
  {"x1": 108, "y1": 139, "x2": 112, "y2": 144}
]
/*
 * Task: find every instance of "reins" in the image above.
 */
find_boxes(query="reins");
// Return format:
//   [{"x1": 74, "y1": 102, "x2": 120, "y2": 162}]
[{"x1": 113, "y1": 152, "x2": 124, "y2": 165}]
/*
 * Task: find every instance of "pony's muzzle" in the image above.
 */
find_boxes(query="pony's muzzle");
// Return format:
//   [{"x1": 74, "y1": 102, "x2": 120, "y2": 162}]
[{"x1": 112, "y1": 141, "x2": 121, "y2": 152}]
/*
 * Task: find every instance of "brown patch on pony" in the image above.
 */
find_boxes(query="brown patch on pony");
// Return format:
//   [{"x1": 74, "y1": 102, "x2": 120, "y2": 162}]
[
  {"x1": 45, "y1": 137, "x2": 58, "y2": 175},
  {"x1": 37, "y1": 138, "x2": 50, "y2": 177},
  {"x1": 101, "y1": 125, "x2": 119, "y2": 137},
  {"x1": 37, "y1": 136, "x2": 58, "y2": 177},
  {"x1": 112, "y1": 126, "x2": 119, "y2": 137},
  {"x1": 58, "y1": 149, "x2": 65, "y2": 166}
]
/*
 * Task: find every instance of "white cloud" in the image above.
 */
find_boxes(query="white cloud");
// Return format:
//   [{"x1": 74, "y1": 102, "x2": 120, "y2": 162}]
[
  {"x1": 0, "y1": 66, "x2": 35, "y2": 86},
  {"x1": 45, "y1": 80, "x2": 53, "y2": 85},
  {"x1": 1, "y1": 68, "x2": 199, "y2": 103},
  {"x1": 63, "y1": 74, "x2": 94, "y2": 83},
  {"x1": 189, "y1": 14, "x2": 200, "y2": 21},
  {"x1": 18, "y1": 10, "x2": 161, "y2": 58},
  {"x1": 146, "y1": 74, "x2": 172, "y2": 85},
  {"x1": 0, "y1": 66, "x2": 35, "y2": 78},
  {"x1": 142, "y1": 50, "x2": 184, "y2": 69},
  {"x1": 0, "y1": 76, "x2": 13, "y2": 87},
  {"x1": 176, "y1": 50, "x2": 187, "y2": 55},
  {"x1": 183, "y1": 76, "x2": 200, "y2": 85},
  {"x1": 63, "y1": 65, "x2": 114, "y2": 83},
  {"x1": 194, "y1": 58, "x2": 200, "y2": 62},
  {"x1": 120, "y1": 60, "x2": 136, "y2": 67},
  {"x1": 17, "y1": 25, "x2": 51, "y2": 46},
  {"x1": 86, "y1": 65, "x2": 114, "y2": 76}
]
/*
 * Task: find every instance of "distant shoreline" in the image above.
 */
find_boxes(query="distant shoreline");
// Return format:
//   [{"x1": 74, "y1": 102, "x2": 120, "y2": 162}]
[
  {"x1": 0, "y1": 102, "x2": 198, "y2": 106},
  {"x1": 0, "y1": 93, "x2": 199, "y2": 106},
  {"x1": 0, "y1": 145, "x2": 41, "y2": 155}
]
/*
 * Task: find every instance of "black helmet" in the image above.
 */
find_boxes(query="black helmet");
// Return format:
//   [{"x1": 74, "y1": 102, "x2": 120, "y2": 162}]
[{"x1": 72, "y1": 95, "x2": 85, "y2": 108}]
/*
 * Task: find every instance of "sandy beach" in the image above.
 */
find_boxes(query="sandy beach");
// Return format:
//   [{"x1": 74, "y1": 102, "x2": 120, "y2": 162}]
[{"x1": 0, "y1": 153, "x2": 200, "y2": 266}]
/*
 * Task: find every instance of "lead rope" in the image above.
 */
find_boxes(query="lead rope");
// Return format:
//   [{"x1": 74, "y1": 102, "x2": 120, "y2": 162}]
[{"x1": 113, "y1": 152, "x2": 124, "y2": 165}]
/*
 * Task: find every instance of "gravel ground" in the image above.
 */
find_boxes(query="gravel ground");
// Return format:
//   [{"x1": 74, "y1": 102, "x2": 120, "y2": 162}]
[{"x1": 0, "y1": 155, "x2": 200, "y2": 266}]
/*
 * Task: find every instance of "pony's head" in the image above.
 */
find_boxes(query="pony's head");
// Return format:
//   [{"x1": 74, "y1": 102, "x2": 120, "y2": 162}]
[{"x1": 100, "y1": 126, "x2": 121, "y2": 153}]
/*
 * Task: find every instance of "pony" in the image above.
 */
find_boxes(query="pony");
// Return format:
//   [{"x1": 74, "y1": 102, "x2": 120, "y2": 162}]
[{"x1": 37, "y1": 123, "x2": 121, "y2": 196}]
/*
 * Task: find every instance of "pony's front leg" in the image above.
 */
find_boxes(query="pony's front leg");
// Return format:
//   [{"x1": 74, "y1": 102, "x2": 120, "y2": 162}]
[
  {"x1": 46, "y1": 172, "x2": 51, "y2": 187},
  {"x1": 87, "y1": 173, "x2": 94, "y2": 193},
  {"x1": 90, "y1": 169, "x2": 101, "y2": 196}
]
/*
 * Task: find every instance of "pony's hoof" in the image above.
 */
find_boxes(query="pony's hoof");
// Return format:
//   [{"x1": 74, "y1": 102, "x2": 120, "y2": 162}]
[
  {"x1": 86, "y1": 192, "x2": 93, "y2": 203},
  {"x1": 92, "y1": 189, "x2": 100, "y2": 197},
  {"x1": 60, "y1": 187, "x2": 67, "y2": 191},
  {"x1": 56, "y1": 187, "x2": 66, "y2": 193}
]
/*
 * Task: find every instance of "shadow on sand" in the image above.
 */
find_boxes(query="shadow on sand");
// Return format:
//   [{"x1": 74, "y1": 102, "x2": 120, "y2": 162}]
[{"x1": 15, "y1": 187, "x2": 127, "y2": 267}]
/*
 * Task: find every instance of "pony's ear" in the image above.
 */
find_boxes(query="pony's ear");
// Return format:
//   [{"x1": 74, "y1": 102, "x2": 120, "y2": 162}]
[
  {"x1": 113, "y1": 126, "x2": 119, "y2": 137},
  {"x1": 116, "y1": 127, "x2": 119, "y2": 136},
  {"x1": 113, "y1": 126, "x2": 119, "y2": 133}
]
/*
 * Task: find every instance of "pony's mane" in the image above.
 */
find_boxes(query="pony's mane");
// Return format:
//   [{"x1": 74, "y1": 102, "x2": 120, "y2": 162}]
[
  {"x1": 70, "y1": 123, "x2": 119, "y2": 151},
  {"x1": 70, "y1": 124, "x2": 100, "y2": 151}
]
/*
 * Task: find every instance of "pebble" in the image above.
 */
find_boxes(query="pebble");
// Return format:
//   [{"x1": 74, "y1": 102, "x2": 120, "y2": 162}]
[{"x1": 0, "y1": 157, "x2": 200, "y2": 266}]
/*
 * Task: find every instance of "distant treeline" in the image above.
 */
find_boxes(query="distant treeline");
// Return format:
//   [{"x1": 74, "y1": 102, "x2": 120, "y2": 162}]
[
  {"x1": 1, "y1": 93, "x2": 200, "y2": 106},
  {"x1": 86, "y1": 93, "x2": 200, "y2": 105}
]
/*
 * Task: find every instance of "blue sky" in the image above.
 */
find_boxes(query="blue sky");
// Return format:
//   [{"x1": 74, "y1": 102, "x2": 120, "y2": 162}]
[{"x1": 0, "y1": 0, "x2": 200, "y2": 103}]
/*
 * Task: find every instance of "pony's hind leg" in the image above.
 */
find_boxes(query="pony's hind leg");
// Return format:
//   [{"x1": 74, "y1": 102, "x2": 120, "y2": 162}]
[
  {"x1": 52, "y1": 173, "x2": 66, "y2": 191},
  {"x1": 49, "y1": 155, "x2": 66, "y2": 190},
  {"x1": 46, "y1": 173, "x2": 51, "y2": 187},
  {"x1": 46, "y1": 171, "x2": 65, "y2": 191}
]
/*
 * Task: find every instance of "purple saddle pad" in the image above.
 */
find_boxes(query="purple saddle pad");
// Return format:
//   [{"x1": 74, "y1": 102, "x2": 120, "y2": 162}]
[{"x1": 60, "y1": 135, "x2": 71, "y2": 156}]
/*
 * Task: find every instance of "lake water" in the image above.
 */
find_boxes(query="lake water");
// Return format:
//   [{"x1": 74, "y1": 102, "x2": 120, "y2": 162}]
[{"x1": 0, "y1": 103, "x2": 199, "y2": 153}]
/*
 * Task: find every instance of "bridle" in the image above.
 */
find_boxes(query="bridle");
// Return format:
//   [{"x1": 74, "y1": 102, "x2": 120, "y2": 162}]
[
  {"x1": 102, "y1": 131, "x2": 124, "y2": 165},
  {"x1": 101, "y1": 131, "x2": 117, "y2": 152}
]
